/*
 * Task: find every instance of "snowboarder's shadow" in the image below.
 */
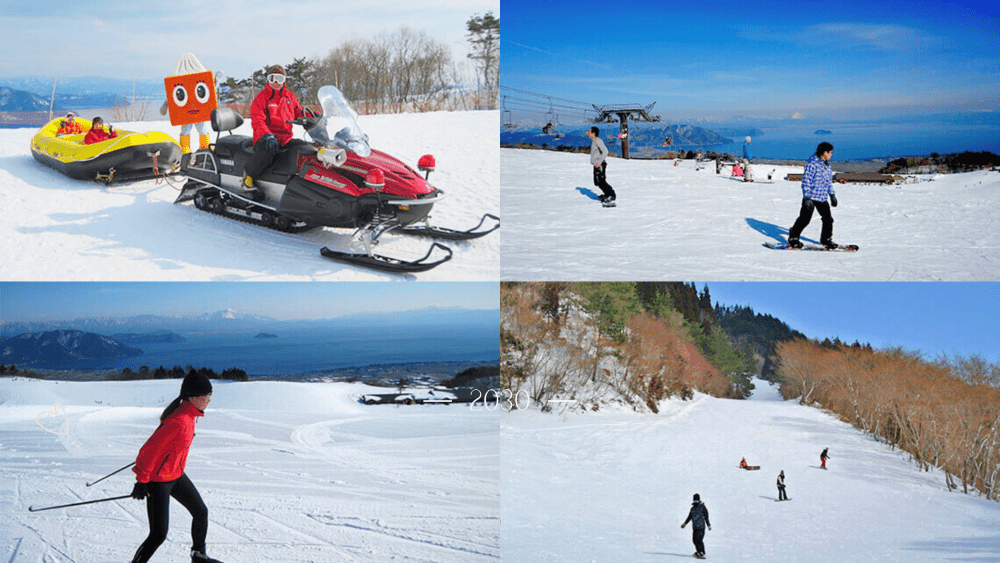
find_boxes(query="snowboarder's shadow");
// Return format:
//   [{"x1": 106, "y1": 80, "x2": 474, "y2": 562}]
[
  {"x1": 746, "y1": 217, "x2": 819, "y2": 246},
  {"x1": 645, "y1": 552, "x2": 704, "y2": 559},
  {"x1": 576, "y1": 187, "x2": 602, "y2": 201}
]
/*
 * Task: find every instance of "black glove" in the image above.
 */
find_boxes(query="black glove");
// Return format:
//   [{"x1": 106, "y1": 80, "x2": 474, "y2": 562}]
[
  {"x1": 830, "y1": 194, "x2": 838, "y2": 207},
  {"x1": 802, "y1": 198, "x2": 815, "y2": 211},
  {"x1": 263, "y1": 134, "x2": 279, "y2": 152},
  {"x1": 130, "y1": 482, "x2": 148, "y2": 500},
  {"x1": 107, "y1": 125, "x2": 114, "y2": 134}
]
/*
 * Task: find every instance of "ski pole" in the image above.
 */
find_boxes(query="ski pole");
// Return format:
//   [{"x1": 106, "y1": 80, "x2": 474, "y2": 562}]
[
  {"x1": 28, "y1": 494, "x2": 132, "y2": 512},
  {"x1": 86, "y1": 462, "x2": 136, "y2": 487}
]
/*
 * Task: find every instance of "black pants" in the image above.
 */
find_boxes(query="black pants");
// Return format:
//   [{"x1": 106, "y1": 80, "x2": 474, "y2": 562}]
[
  {"x1": 778, "y1": 485, "x2": 788, "y2": 500},
  {"x1": 131, "y1": 474, "x2": 208, "y2": 563},
  {"x1": 245, "y1": 138, "x2": 308, "y2": 179},
  {"x1": 788, "y1": 198, "x2": 833, "y2": 242},
  {"x1": 692, "y1": 527, "x2": 706, "y2": 555},
  {"x1": 593, "y1": 161, "x2": 615, "y2": 199}
]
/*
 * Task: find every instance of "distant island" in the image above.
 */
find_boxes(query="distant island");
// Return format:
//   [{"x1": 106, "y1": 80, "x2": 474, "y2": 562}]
[
  {"x1": 255, "y1": 333, "x2": 278, "y2": 339},
  {"x1": 815, "y1": 130, "x2": 832, "y2": 135}
]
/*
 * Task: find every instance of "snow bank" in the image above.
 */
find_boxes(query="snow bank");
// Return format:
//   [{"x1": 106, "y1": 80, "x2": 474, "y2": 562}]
[
  {"x1": 501, "y1": 148, "x2": 1000, "y2": 280},
  {"x1": 0, "y1": 111, "x2": 499, "y2": 281}
]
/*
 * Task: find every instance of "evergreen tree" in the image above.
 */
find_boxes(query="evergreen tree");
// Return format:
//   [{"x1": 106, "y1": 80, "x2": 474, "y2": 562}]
[{"x1": 574, "y1": 282, "x2": 640, "y2": 344}]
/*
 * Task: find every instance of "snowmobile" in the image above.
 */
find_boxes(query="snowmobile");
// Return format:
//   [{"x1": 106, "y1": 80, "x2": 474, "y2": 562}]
[{"x1": 174, "y1": 85, "x2": 498, "y2": 273}]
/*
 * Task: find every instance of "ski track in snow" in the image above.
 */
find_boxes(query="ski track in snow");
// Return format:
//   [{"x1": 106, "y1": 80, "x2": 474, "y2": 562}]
[
  {"x1": 501, "y1": 148, "x2": 1000, "y2": 280},
  {"x1": 0, "y1": 379, "x2": 500, "y2": 563},
  {"x1": 500, "y1": 379, "x2": 1000, "y2": 562},
  {"x1": 0, "y1": 112, "x2": 499, "y2": 281}
]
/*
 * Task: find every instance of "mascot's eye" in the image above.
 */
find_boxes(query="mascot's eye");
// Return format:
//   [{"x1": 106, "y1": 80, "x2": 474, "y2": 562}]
[
  {"x1": 173, "y1": 85, "x2": 188, "y2": 107},
  {"x1": 195, "y1": 82, "x2": 211, "y2": 104}
]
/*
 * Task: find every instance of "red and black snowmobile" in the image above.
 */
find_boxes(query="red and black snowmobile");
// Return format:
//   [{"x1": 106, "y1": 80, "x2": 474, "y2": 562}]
[{"x1": 174, "y1": 85, "x2": 497, "y2": 272}]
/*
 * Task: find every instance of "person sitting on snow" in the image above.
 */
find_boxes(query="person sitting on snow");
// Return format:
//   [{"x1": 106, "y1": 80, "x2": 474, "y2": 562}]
[
  {"x1": 84, "y1": 117, "x2": 118, "y2": 145},
  {"x1": 739, "y1": 457, "x2": 749, "y2": 469},
  {"x1": 56, "y1": 113, "x2": 85, "y2": 136}
]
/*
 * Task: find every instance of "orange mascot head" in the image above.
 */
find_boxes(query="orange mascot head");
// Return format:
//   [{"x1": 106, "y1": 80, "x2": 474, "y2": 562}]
[{"x1": 164, "y1": 53, "x2": 217, "y2": 127}]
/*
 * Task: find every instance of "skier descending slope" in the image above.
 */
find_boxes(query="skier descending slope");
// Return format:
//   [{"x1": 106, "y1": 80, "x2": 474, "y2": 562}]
[
  {"x1": 680, "y1": 493, "x2": 712, "y2": 559},
  {"x1": 821, "y1": 447, "x2": 832, "y2": 470},
  {"x1": 130, "y1": 372, "x2": 224, "y2": 563}
]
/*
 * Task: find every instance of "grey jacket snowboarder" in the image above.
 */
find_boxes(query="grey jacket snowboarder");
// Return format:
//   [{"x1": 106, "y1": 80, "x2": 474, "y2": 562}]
[
  {"x1": 589, "y1": 135, "x2": 609, "y2": 166},
  {"x1": 587, "y1": 126, "x2": 616, "y2": 202}
]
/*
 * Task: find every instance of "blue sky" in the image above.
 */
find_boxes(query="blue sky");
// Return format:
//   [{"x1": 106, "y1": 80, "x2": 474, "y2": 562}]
[
  {"x1": 0, "y1": 0, "x2": 496, "y2": 82},
  {"x1": 0, "y1": 282, "x2": 498, "y2": 322},
  {"x1": 705, "y1": 282, "x2": 1000, "y2": 363},
  {"x1": 503, "y1": 0, "x2": 999, "y2": 122}
]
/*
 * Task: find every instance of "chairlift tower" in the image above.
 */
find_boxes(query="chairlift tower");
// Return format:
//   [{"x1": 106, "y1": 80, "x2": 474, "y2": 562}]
[{"x1": 592, "y1": 102, "x2": 660, "y2": 159}]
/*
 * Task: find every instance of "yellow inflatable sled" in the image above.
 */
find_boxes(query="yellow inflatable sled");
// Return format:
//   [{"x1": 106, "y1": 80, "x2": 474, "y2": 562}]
[{"x1": 31, "y1": 117, "x2": 181, "y2": 184}]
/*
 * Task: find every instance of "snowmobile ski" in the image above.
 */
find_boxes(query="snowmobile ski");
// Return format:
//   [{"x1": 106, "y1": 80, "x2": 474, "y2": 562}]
[
  {"x1": 400, "y1": 213, "x2": 499, "y2": 240},
  {"x1": 765, "y1": 242, "x2": 859, "y2": 252},
  {"x1": 320, "y1": 242, "x2": 452, "y2": 273}
]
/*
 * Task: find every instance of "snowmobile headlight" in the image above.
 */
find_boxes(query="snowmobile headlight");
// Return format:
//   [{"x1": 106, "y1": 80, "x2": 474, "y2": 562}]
[{"x1": 364, "y1": 169, "x2": 386, "y2": 191}]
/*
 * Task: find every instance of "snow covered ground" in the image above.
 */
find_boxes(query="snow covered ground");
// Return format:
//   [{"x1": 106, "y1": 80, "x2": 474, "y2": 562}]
[
  {"x1": 0, "y1": 378, "x2": 499, "y2": 562},
  {"x1": 500, "y1": 378, "x2": 1000, "y2": 562},
  {"x1": 0, "y1": 111, "x2": 499, "y2": 281},
  {"x1": 500, "y1": 148, "x2": 1000, "y2": 280}
]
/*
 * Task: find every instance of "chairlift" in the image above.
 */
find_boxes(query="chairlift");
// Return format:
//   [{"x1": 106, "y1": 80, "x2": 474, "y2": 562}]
[
  {"x1": 501, "y1": 96, "x2": 515, "y2": 129},
  {"x1": 542, "y1": 98, "x2": 564, "y2": 139}
]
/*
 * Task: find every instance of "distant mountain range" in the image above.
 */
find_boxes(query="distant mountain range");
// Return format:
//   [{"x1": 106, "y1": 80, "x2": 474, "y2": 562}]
[
  {"x1": 1, "y1": 330, "x2": 143, "y2": 365},
  {"x1": 501, "y1": 123, "x2": 734, "y2": 158},
  {"x1": 0, "y1": 307, "x2": 499, "y2": 338},
  {"x1": 0, "y1": 76, "x2": 166, "y2": 113}
]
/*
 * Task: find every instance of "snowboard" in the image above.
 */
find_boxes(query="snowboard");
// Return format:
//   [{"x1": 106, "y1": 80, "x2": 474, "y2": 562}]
[
  {"x1": 776, "y1": 498, "x2": 792, "y2": 501},
  {"x1": 601, "y1": 200, "x2": 617, "y2": 208},
  {"x1": 765, "y1": 242, "x2": 859, "y2": 252},
  {"x1": 738, "y1": 465, "x2": 761, "y2": 470}
]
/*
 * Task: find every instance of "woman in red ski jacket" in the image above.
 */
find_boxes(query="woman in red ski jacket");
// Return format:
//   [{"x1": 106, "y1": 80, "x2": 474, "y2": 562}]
[{"x1": 130, "y1": 372, "x2": 221, "y2": 563}]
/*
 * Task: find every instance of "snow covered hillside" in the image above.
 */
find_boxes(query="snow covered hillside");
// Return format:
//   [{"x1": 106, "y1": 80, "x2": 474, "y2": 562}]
[
  {"x1": 0, "y1": 111, "x2": 499, "y2": 281},
  {"x1": 0, "y1": 378, "x2": 499, "y2": 562},
  {"x1": 500, "y1": 379, "x2": 1000, "y2": 562},
  {"x1": 501, "y1": 148, "x2": 1000, "y2": 280}
]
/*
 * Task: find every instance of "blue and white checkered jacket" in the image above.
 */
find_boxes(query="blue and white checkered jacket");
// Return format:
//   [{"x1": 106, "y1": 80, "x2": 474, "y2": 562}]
[{"x1": 801, "y1": 155, "x2": 835, "y2": 201}]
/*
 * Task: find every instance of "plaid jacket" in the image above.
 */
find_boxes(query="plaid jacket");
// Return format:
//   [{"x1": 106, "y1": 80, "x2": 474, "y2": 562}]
[{"x1": 801, "y1": 155, "x2": 835, "y2": 201}]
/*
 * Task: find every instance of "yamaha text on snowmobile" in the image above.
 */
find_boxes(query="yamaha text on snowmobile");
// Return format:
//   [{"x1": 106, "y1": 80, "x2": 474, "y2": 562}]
[{"x1": 174, "y1": 86, "x2": 498, "y2": 273}]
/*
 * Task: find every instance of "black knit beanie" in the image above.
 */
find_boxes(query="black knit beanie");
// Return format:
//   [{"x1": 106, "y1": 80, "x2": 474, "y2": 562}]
[{"x1": 180, "y1": 371, "x2": 213, "y2": 398}]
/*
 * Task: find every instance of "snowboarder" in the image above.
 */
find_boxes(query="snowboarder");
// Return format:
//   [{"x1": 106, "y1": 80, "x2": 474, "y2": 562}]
[
  {"x1": 587, "y1": 126, "x2": 616, "y2": 204},
  {"x1": 786, "y1": 142, "x2": 839, "y2": 249},
  {"x1": 129, "y1": 372, "x2": 223, "y2": 563},
  {"x1": 777, "y1": 470, "x2": 788, "y2": 500},
  {"x1": 742, "y1": 136, "x2": 754, "y2": 182},
  {"x1": 821, "y1": 447, "x2": 831, "y2": 470},
  {"x1": 739, "y1": 457, "x2": 748, "y2": 469},
  {"x1": 680, "y1": 493, "x2": 711, "y2": 559}
]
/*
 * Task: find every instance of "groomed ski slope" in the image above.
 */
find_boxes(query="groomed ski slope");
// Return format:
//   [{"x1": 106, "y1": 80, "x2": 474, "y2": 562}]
[
  {"x1": 0, "y1": 111, "x2": 499, "y2": 281},
  {"x1": 500, "y1": 148, "x2": 1000, "y2": 280},
  {"x1": 500, "y1": 379, "x2": 1000, "y2": 562},
  {"x1": 0, "y1": 378, "x2": 499, "y2": 563}
]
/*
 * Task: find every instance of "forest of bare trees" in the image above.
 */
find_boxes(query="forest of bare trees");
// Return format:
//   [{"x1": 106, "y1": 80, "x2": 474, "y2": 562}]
[
  {"x1": 219, "y1": 13, "x2": 498, "y2": 114},
  {"x1": 775, "y1": 340, "x2": 1000, "y2": 500},
  {"x1": 501, "y1": 283, "x2": 747, "y2": 413}
]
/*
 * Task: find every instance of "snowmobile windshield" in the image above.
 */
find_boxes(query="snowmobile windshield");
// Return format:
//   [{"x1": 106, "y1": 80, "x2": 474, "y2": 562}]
[{"x1": 317, "y1": 85, "x2": 371, "y2": 157}]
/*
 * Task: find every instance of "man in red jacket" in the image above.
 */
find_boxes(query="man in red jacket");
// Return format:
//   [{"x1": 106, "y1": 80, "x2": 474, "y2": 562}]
[
  {"x1": 130, "y1": 372, "x2": 222, "y2": 563},
  {"x1": 242, "y1": 64, "x2": 305, "y2": 196}
]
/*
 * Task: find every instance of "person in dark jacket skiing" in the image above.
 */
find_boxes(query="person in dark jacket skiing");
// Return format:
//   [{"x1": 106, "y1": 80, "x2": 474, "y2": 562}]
[
  {"x1": 587, "y1": 126, "x2": 616, "y2": 204},
  {"x1": 129, "y1": 372, "x2": 222, "y2": 563},
  {"x1": 681, "y1": 493, "x2": 711, "y2": 559},
  {"x1": 787, "y1": 142, "x2": 838, "y2": 249},
  {"x1": 821, "y1": 447, "x2": 831, "y2": 470},
  {"x1": 777, "y1": 470, "x2": 788, "y2": 500}
]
